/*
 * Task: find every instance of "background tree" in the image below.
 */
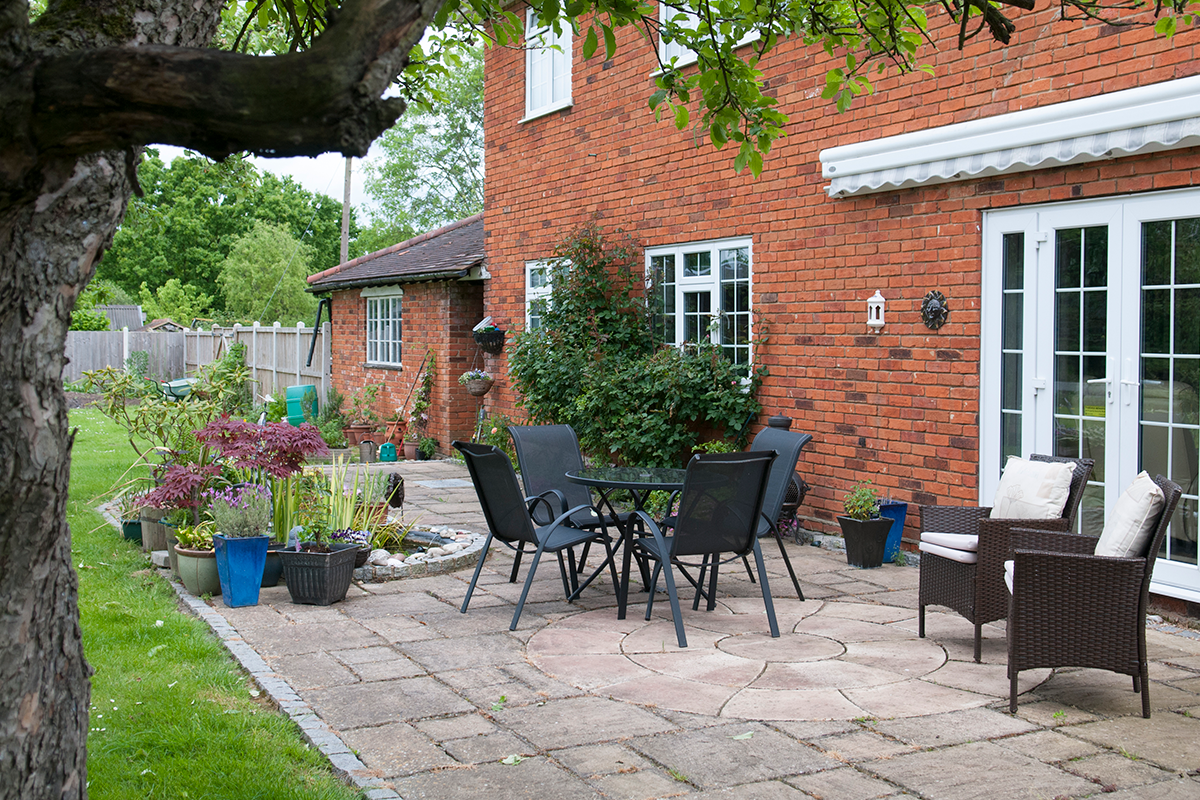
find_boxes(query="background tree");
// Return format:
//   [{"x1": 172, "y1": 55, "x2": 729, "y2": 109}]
[
  {"x1": 98, "y1": 151, "x2": 352, "y2": 308},
  {"x1": 361, "y1": 41, "x2": 484, "y2": 246},
  {"x1": 138, "y1": 278, "x2": 215, "y2": 325},
  {"x1": 2, "y1": 0, "x2": 1193, "y2": 798},
  {"x1": 218, "y1": 219, "x2": 319, "y2": 323}
]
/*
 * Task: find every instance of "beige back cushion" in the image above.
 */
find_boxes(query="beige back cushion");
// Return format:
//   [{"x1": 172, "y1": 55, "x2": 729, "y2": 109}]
[
  {"x1": 990, "y1": 456, "x2": 1074, "y2": 520},
  {"x1": 1094, "y1": 472, "x2": 1166, "y2": 558}
]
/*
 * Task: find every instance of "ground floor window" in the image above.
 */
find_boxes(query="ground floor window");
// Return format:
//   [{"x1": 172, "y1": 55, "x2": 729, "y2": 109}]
[
  {"x1": 364, "y1": 288, "x2": 403, "y2": 366},
  {"x1": 525, "y1": 261, "x2": 553, "y2": 331},
  {"x1": 646, "y1": 238, "x2": 752, "y2": 371}
]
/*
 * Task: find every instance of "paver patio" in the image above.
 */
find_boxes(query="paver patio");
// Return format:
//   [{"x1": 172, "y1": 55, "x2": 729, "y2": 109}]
[{"x1": 204, "y1": 459, "x2": 1200, "y2": 799}]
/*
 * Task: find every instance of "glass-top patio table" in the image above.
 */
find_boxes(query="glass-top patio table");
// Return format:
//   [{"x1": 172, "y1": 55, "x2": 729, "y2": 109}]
[{"x1": 566, "y1": 467, "x2": 687, "y2": 620}]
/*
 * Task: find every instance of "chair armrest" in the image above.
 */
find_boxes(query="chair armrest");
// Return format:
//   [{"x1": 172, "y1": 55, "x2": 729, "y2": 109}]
[
  {"x1": 527, "y1": 489, "x2": 568, "y2": 523},
  {"x1": 920, "y1": 505, "x2": 991, "y2": 535},
  {"x1": 1010, "y1": 528, "x2": 1096, "y2": 555},
  {"x1": 1010, "y1": 549, "x2": 1148, "y2": 618},
  {"x1": 630, "y1": 509, "x2": 672, "y2": 559}
]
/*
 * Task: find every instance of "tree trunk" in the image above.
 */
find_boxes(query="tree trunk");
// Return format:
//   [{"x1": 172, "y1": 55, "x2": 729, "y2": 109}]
[{"x1": 0, "y1": 150, "x2": 134, "y2": 799}]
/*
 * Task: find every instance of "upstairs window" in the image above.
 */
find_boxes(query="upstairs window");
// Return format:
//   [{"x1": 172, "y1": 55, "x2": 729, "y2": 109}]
[
  {"x1": 658, "y1": 3, "x2": 758, "y2": 68},
  {"x1": 647, "y1": 238, "x2": 753, "y2": 372},
  {"x1": 525, "y1": 11, "x2": 572, "y2": 120},
  {"x1": 364, "y1": 288, "x2": 403, "y2": 366}
]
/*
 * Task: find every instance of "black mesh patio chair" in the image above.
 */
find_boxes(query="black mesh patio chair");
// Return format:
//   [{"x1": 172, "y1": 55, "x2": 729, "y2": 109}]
[
  {"x1": 507, "y1": 424, "x2": 627, "y2": 582},
  {"x1": 744, "y1": 427, "x2": 813, "y2": 599},
  {"x1": 918, "y1": 454, "x2": 1093, "y2": 662},
  {"x1": 453, "y1": 441, "x2": 620, "y2": 631},
  {"x1": 1007, "y1": 474, "x2": 1182, "y2": 718},
  {"x1": 632, "y1": 451, "x2": 778, "y2": 648}
]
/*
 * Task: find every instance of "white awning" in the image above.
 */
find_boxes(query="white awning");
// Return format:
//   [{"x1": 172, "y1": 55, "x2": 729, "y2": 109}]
[{"x1": 820, "y1": 76, "x2": 1200, "y2": 197}]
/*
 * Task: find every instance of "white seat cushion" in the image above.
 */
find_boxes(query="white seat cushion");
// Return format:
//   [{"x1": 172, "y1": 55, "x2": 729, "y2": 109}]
[
  {"x1": 919, "y1": 531, "x2": 979, "y2": 552},
  {"x1": 919, "y1": 541, "x2": 978, "y2": 564},
  {"x1": 990, "y1": 456, "x2": 1074, "y2": 520},
  {"x1": 1004, "y1": 559, "x2": 1014, "y2": 594},
  {"x1": 1094, "y1": 472, "x2": 1165, "y2": 558}
]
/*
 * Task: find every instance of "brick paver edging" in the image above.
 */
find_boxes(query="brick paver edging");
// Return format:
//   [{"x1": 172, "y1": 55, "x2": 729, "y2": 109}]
[{"x1": 169, "y1": 581, "x2": 403, "y2": 800}]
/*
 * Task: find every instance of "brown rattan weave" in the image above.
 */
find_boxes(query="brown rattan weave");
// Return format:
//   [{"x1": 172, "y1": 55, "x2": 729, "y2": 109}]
[
  {"x1": 918, "y1": 455, "x2": 1094, "y2": 662},
  {"x1": 1006, "y1": 474, "x2": 1182, "y2": 718}
]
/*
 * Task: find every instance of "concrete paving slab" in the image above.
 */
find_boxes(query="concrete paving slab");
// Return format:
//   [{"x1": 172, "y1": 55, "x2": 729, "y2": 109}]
[
  {"x1": 873, "y1": 707, "x2": 1038, "y2": 748},
  {"x1": 442, "y1": 730, "x2": 534, "y2": 764},
  {"x1": 629, "y1": 722, "x2": 841, "y2": 789},
  {"x1": 399, "y1": 631, "x2": 528, "y2": 671},
  {"x1": 339, "y1": 721, "x2": 457, "y2": 777},
  {"x1": 864, "y1": 740, "x2": 1097, "y2": 800},
  {"x1": 588, "y1": 767, "x2": 693, "y2": 800},
  {"x1": 1097, "y1": 776, "x2": 1200, "y2": 800},
  {"x1": 306, "y1": 676, "x2": 474, "y2": 728},
  {"x1": 268, "y1": 651, "x2": 359, "y2": 689},
  {"x1": 785, "y1": 766, "x2": 907, "y2": 799},
  {"x1": 412, "y1": 711, "x2": 497, "y2": 741},
  {"x1": 1065, "y1": 751, "x2": 1179, "y2": 790},
  {"x1": 810, "y1": 729, "x2": 920, "y2": 761},
  {"x1": 1066, "y1": 712, "x2": 1200, "y2": 772},
  {"x1": 498, "y1": 695, "x2": 677, "y2": 750},
  {"x1": 390, "y1": 756, "x2": 605, "y2": 800},
  {"x1": 994, "y1": 729, "x2": 1102, "y2": 763}
]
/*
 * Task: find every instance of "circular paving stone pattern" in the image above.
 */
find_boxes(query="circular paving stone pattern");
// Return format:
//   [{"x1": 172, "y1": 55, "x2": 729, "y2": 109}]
[{"x1": 527, "y1": 599, "x2": 1051, "y2": 720}]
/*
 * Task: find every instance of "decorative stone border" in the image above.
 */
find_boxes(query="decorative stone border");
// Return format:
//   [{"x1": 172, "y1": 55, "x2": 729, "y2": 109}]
[{"x1": 353, "y1": 526, "x2": 486, "y2": 582}]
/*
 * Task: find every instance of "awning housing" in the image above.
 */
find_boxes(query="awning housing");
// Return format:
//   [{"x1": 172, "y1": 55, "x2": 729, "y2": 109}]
[{"x1": 820, "y1": 76, "x2": 1200, "y2": 197}]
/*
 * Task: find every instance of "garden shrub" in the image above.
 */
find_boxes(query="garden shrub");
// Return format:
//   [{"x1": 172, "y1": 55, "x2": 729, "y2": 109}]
[{"x1": 508, "y1": 223, "x2": 765, "y2": 467}]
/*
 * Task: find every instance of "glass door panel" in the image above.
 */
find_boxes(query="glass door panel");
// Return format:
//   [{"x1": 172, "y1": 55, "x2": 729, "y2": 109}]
[
  {"x1": 1054, "y1": 225, "x2": 1110, "y2": 536},
  {"x1": 1141, "y1": 217, "x2": 1200, "y2": 568}
]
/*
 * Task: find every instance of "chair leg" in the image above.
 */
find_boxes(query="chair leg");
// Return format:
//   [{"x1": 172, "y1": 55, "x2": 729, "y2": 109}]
[
  {"x1": 511, "y1": 544, "x2": 547, "y2": 631},
  {"x1": 555, "y1": 550, "x2": 574, "y2": 599},
  {"x1": 752, "y1": 541, "x2": 779, "y2": 638},
  {"x1": 918, "y1": 602, "x2": 925, "y2": 638},
  {"x1": 509, "y1": 543, "x2": 525, "y2": 583},
  {"x1": 567, "y1": 537, "x2": 621, "y2": 601},
  {"x1": 461, "y1": 532, "x2": 494, "y2": 613},
  {"x1": 742, "y1": 555, "x2": 757, "y2": 584},
  {"x1": 974, "y1": 622, "x2": 983, "y2": 664},
  {"x1": 705, "y1": 558, "x2": 719, "y2": 612},
  {"x1": 1140, "y1": 664, "x2": 1151, "y2": 719},
  {"x1": 692, "y1": 555, "x2": 710, "y2": 611},
  {"x1": 659, "y1": 557, "x2": 688, "y2": 648},
  {"x1": 1009, "y1": 670, "x2": 1019, "y2": 713},
  {"x1": 644, "y1": 560, "x2": 663, "y2": 621},
  {"x1": 773, "y1": 529, "x2": 804, "y2": 601}
]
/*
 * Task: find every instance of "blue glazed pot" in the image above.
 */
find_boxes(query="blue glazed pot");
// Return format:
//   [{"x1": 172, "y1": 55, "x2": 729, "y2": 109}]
[
  {"x1": 878, "y1": 501, "x2": 908, "y2": 563},
  {"x1": 213, "y1": 534, "x2": 269, "y2": 607}
]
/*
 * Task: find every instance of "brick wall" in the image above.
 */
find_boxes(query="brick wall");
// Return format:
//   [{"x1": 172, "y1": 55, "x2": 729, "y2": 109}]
[
  {"x1": 329, "y1": 280, "x2": 486, "y2": 456},
  {"x1": 482, "y1": 8, "x2": 1200, "y2": 534}
]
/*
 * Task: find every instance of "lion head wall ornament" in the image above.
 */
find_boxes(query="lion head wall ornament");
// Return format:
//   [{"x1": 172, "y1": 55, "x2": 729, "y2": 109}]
[{"x1": 921, "y1": 291, "x2": 949, "y2": 330}]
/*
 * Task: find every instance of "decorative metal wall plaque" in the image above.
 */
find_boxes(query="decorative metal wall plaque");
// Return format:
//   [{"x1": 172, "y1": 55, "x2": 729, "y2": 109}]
[{"x1": 921, "y1": 291, "x2": 949, "y2": 330}]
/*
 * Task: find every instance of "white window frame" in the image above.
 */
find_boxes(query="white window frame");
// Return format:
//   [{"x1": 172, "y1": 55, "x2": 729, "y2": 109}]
[
  {"x1": 645, "y1": 237, "x2": 753, "y2": 370},
  {"x1": 525, "y1": 261, "x2": 554, "y2": 331},
  {"x1": 657, "y1": 3, "x2": 759, "y2": 69},
  {"x1": 524, "y1": 10, "x2": 573, "y2": 121},
  {"x1": 363, "y1": 286, "x2": 403, "y2": 367}
]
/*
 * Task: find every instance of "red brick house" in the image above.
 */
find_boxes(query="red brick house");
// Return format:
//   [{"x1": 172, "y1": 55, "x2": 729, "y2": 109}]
[
  {"x1": 307, "y1": 214, "x2": 488, "y2": 455},
  {"x1": 481, "y1": 9, "x2": 1200, "y2": 607}
]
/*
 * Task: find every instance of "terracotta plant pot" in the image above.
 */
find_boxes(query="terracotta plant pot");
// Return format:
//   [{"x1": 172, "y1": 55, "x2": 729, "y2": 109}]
[
  {"x1": 402, "y1": 441, "x2": 419, "y2": 460},
  {"x1": 344, "y1": 424, "x2": 370, "y2": 446}
]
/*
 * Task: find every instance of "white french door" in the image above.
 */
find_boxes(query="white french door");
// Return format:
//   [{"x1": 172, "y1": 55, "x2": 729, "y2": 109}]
[{"x1": 983, "y1": 191, "x2": 1200, "y2": 601}]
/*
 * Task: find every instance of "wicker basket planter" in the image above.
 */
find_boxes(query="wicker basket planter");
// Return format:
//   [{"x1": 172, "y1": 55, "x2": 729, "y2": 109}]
[
  {"x1": 473, "y1": 328, "x2": 505, "y2": 354},
  {"x1": 464, "y1": 377, "x2": 494, "y2": 397},
  {"x1": 278, "y1": 543, "x2": 358, "y2": 605}
]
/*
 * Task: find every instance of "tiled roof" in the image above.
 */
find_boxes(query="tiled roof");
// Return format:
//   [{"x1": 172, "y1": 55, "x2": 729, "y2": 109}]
[{"x1": 307, "y1": 213, "x2": 484, "y2": 292}]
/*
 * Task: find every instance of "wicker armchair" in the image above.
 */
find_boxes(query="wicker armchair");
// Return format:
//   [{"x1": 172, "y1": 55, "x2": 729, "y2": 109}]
[
  {"x1": 1007, "y1": 475, "x2": 1182, "y2": 718},
  {"x1": 918, "y1": 455, "x2": 1094, "y2": 662}
]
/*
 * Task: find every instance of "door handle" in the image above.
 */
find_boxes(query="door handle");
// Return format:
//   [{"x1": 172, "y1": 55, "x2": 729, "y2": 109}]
[{"x1": 1087, "y1": 377, "x2": 1113, "y2": 405}]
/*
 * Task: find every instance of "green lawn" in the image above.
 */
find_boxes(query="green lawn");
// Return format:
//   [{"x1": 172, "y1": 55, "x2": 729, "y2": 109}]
[{"x1": 69, "y1": 409, "x2": 361, "y2": 800}]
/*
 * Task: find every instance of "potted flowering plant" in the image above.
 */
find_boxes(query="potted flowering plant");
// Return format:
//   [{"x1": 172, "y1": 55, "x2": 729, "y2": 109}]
[
  {"x1": 208, "y1": 484, "x2": 272, "y2": 606},
  {"x1": 343, "y1": 383, "x2": 383, "y2": 445},
  {"x1": 458, "y1": 369, "x2": 494, "y2": 397},
  {"x1": 174, "y1": 521, "x2": 221, "y2": 597},
  {"x1": 279, "y1": 460, "x2": 360, "y2": 605}
]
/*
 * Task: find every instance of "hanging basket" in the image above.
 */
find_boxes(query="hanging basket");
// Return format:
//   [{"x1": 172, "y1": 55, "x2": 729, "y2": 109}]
[
  {"x1": 465, "y1": 377, "x2": 494, "y2": 397},
  {"x1": 473, "y1": 329, "x2": 506, "y2": 355}
]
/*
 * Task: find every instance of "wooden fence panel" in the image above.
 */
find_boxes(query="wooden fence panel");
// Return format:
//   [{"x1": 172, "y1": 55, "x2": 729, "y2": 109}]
[{"x1": 69, "y1": 323, "x2": 329, "y2": 401}]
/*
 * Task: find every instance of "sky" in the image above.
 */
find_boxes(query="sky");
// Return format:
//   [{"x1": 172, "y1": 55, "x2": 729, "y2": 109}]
[{"x1": 155, "y1": 145, "x2": 382, "y2": 218}]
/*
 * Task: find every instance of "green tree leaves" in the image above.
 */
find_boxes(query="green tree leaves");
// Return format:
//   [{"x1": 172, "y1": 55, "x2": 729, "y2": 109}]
[
  {"x1": 217, "y1": 220, "x2": 318, "y2": 324},
  {"x1": 360, "y1": 43, "x2": 484, "y2": 246}
]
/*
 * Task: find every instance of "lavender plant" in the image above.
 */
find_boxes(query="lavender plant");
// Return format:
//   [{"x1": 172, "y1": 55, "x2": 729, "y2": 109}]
[{"x1": 205, "y1": 484, "x2": 272, "y2": 538}]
